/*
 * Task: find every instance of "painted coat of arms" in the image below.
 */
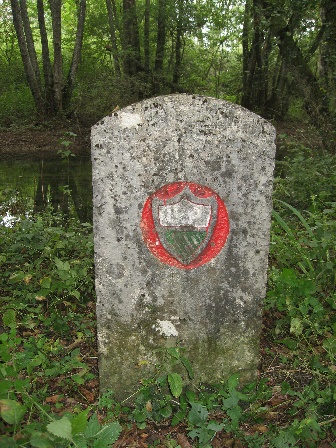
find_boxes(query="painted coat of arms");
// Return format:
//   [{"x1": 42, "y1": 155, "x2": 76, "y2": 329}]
[{"x1": 141, "y1": 182, "x2": 230, "y2": 269}]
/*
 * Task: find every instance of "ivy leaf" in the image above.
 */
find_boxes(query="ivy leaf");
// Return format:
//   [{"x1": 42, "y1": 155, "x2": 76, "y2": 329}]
[
  {"x1": 47, "y1": 416, "x2": 73, "y2": 441},
  {"x1": 168, "y1": 373, "x2": 183, "y2": 398},
  {"x1": 0, "y1": 399, "x2": 27, "y2": 425}
]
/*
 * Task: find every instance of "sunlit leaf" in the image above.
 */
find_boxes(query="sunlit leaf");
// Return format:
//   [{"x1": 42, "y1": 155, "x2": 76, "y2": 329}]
[
  {"x1": 47, "y1": 416, "x2": 73, "y2": 441},
  {"x1": 0, "y1": 399, "x2": 27, "y2": 425}
]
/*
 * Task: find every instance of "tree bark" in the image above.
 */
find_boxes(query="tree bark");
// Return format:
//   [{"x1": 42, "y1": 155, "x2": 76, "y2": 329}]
[
  {"x1": 37, "y1": 0, "x2": 55, "y2": 116},
  {"x1": 144, "y1": 0, "x2": 150, "y2": 73},
  {"x1": 122, "y1": 0, "x2": 141, "y2": 76},
  {"x1": 154, "y1": 0, "x2": 166, "y2": 71},
  {"x1": 106, "y1": 0, "x2": 121, "y2": 76},
  {"x1": 10, "y1": 0, "x2": 44, "y2": 114},
  {"x1": 172, "y1": 0, "x2": 183, "y2": 87},
  {"x1": 63, "y1": 0, "x2": 87, "y2": 109},
  {"x1": 20, "y1": 0, "x2": 41, "y2": 87},
  {"x1": 50, "y1": 0, "x2": 63, "y2": 112}
]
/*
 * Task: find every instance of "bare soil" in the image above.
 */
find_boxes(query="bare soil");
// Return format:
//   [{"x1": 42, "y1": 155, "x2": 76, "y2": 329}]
[{"x1": 0, "y1": 124, "x2": 91, "y2": 160}]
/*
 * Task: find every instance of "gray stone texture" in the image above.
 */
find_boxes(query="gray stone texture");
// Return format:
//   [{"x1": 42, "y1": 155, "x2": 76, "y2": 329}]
[{"x1": 91, "y1": 94, "x2": 276, "y2": 398}]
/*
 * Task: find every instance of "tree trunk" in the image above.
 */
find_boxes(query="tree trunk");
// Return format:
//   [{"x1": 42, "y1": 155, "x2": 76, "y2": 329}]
[
  {"x1": 10, "y1": 0, "x2": 44, "y2": 114},
  {"x1": 106, "y1": 0, "x2": 121, "y2": 76},
  {"x1": 144, "y1": 0, "x2": 150, "y2": 73},
  {"x1": 50, "y1": 0, "x2": 63, "y2": 112},
  {"x1": 318, "y1": 0, "x2": 336, "y2": 114},
  {"x1": 172, "y1": 0, "x2": 183, "y2": 87},
  {"x1": 152, "y1": 0, "x2": 166, "y2": 93},
  {"x1": 154, "y1": 0, "x2": 166, "y2": 71},
  {"x1": 20, "y1": 0, "x2": 41, "y2": 87},
  {"x1": 37, "y1": 0, "x2": 55, "y2": 116},
  {"x1": 241, "y1": 0, "x2": 250, "y2": 101},
  {"x1": 241, "y1": 0, "x2": 268, "y2": 113},
  {"x1": 277, "y1": 27, "x2": 334, "y2": 149},
  {"x1": 63, "y1": 0, "x2": 87, "y2": 109},
  {"x1": 122, "y1": 0, "x2": 141, "y2": 76}
]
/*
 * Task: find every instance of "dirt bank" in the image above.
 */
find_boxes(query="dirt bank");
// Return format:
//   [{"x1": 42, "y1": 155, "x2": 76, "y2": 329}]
[{"x1": 0, "y1": 125, "x2": 91, "y2": 160}]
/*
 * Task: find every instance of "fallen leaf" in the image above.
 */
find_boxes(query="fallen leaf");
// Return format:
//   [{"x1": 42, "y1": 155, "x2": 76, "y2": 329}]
[
  {"x1": 79, "y1": 387, "x2": 95, "y2": 402},
  {"x1": 145, "y1": 401, "x2": 152, "y2": 412},
  {"x1": 252, "y1": 424, "x2": 268, "y2": 433},
  {"x1": 45, "y1": 395, "x2": 61, "y2": 404},
  {"x1": 177, "y1": 433, "x2": 192, "y2": 448}
]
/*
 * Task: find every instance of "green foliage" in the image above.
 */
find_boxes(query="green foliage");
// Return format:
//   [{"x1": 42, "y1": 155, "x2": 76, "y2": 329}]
[
  {"x1": 1, "y1": 139, "x2": 335, "y2": 446},
  {"x1": 0, "y1": 211, "x2": 101, "y2": 446}
]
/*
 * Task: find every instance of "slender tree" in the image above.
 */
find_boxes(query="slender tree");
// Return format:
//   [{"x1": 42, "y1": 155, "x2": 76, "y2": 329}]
[
  {"x1": 106, "y1": 0, "x2": 121, "y2": 76},
  {"x1": 122, "y1": 0, "x2": 141, "y2": 77},
  {"x1": 10, "y1": 0, "x2": 87, "y2": 117}
]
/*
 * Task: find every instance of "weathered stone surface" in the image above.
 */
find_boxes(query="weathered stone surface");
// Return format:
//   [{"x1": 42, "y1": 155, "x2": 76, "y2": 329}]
[{"x1": 91, "y1": 94, "x2": 276, "y2": 398}]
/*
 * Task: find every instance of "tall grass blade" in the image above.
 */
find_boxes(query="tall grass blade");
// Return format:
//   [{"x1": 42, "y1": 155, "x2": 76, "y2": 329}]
[{"x1": 275, "y1": 200, "x2": 315, "y2": 238}]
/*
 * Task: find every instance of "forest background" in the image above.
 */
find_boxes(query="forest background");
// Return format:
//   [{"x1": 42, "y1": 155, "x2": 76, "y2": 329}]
[
  {"x1": 0, "y1": 0, "x2": 335, "y2": 447},
  {"x1": 0, "y1": 0, "x2": 335, "y2": 140}
]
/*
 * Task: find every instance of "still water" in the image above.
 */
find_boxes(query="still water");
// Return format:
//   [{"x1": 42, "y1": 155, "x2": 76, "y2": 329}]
[{"x1": 0, "y1": 156, "x2": 93, "y2": 225}]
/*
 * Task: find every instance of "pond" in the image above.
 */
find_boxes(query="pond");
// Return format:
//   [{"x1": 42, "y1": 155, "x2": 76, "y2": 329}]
[{"x1": 0, "y1": 156, "x2": 93, "y2": 226}]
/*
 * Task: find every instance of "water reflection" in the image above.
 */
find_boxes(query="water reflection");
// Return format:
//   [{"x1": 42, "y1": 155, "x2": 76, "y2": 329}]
[{"x1": 0, "y1": 156, "x2": 92, "y2": 225}]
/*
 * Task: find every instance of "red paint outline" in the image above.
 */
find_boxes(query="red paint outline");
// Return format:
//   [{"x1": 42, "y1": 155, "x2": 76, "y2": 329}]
[{"x1": 140, "y1": 182, "x2": 230, "y2": 269}]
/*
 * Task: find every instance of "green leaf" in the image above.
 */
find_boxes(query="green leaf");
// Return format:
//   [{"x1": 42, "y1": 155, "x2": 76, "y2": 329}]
[
  {"x1": 40, "y1": 277, "x2": 51, "y2": 290},
  {"x1": 188, "y1": 402, "x2": 208, "y2": 425},
  {"x1": 29, "y1": 431, "x2": 54, "y2": 448},
  {"x1": 207, "y1": 421, "x2": 224, "y2": 432},
  {"x1": 71, "y1": 408, "x2": 90, "y2": 435},
  {"x1": 168, "y1": 373, "x2": 183, "y2": 398},
  {"x1": 272, "y1": 430, "x2": 297, "y2": 447},
  {"x1": 47, "y1": 416, "x2": 73, "y2": 441},
  {"x1": 223, "y1": 391, "x2": 239, "y2": 409},
  {"x1": 166, "y1": 347, "x2": 180, "y2": 359},
  {"x1": 93, "y1": 422, "x2": 122, "y2": 448},
  {"x1": 0, "y1": 436, "x2": 17, "y2": 448},
  {"x1": 180, "y1": 355, "x2": 194, "y2": 379},
  {"x1": 227, "y1": 374, "x2": 239, "y2": 391},
  {"x1": 160, "y1": 404, "x2": 172, "y2": 418},
  {"x1": 0, "y1": 399, "x2": 27, "y2": 425},
  {"x1": 3, "y1": 309, "x2": 16, "y2": 328},
  {"x1": 276, "y1": 200, "x2": 315, "y2": 238},
  {"x1": 272, "y1": 210, "x2": 295, "y2": 238},
  {"x1": 133, "y1": 409, "x2": 147, "y2": 423},
  {"x1": 84, "y1": 413, "x2": 101, "y2": 438},
  {"x1": 71, "y1": 290, "x2": 81, "y2": 300},
  {"x1": 54, "y1": 257, "x2": 71, "y2": 272},
  {"x1": 290, "y1": 317, "x2": 303, "y2": 336},
  {"x1": 323, "y1": 336, "x2": 336, "y2": 355}
]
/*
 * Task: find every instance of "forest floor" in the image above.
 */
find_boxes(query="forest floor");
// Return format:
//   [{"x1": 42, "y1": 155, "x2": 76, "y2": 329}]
[{"x1": 0, "y1": 123, "x2": 91, "y2": 159}]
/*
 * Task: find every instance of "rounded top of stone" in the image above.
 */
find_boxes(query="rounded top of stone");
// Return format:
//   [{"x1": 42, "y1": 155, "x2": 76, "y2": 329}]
[{"x1": 92, "y1": 93, "x2": 275, "y2": 138}]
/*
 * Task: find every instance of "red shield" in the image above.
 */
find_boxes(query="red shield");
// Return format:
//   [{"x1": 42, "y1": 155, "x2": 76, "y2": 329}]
[{"x1": 141, "y1": 182, "x2": 230, "y2": 269}]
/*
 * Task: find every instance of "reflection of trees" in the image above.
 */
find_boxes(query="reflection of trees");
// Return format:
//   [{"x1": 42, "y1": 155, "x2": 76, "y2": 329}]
[{"x1": 34, "y1": 159, "x2": 92, "y2": 223}]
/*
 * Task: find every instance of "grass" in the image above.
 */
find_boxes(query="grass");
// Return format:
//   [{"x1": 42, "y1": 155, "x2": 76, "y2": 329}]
[{"x1": 0, "y1": 146, "x2": 335, "y2": 447}]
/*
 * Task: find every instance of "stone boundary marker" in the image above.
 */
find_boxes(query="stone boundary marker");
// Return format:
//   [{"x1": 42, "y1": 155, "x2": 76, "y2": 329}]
[{"x1": 91, "y1": 94, "x2": 276, "y2": 398}]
